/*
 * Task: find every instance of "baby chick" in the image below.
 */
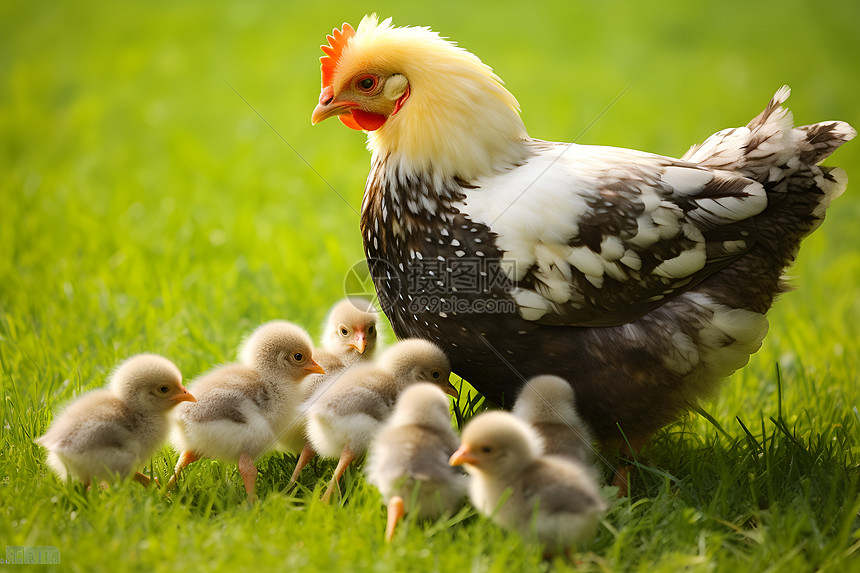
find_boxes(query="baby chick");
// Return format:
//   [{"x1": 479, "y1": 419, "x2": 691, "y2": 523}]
[
  {"x1": 512, "y1": 375, "x2": 595, "y2": 463},
  {"x1": 449, "y1": 411, "x2": 607, "y2": 556},
  {"x1": 305, "y1": 338, "x2": 457, "y2": 503},
  {"x1": 170, "y1": 321, "x2": 323, "y2": 503},
  {"x1": 365, "y1": 383, "x2": 467, "y2": 541},
  {"x1": 315, "y1": 297, "x2": 380, "y2": 371},
  {"x1": 285, "y1": 297, "x2": 380, "y2": 484},
  {"x1": 36, "y1": 354, "x2": 193, "y2": 488}
]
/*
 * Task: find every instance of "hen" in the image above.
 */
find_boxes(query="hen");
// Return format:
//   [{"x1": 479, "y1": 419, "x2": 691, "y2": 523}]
[{"x1": 311, "y1": 16, "x2": 855, "y2": 451}]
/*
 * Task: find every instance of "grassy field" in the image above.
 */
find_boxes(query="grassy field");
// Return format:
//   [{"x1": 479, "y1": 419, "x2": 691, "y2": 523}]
[{"x1": 2, "y1": 0, "x2": 859, "y2": 571}]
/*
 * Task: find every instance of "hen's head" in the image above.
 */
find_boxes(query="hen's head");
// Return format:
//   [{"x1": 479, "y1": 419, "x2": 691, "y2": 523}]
[{"x1": 311, "y1": 15, "x2": 528, "y2": 180}]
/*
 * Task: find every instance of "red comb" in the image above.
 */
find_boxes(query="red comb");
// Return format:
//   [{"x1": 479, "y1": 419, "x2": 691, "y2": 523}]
[{"x1": 320, "y1": 23, "x2": 356, "y2": 88}]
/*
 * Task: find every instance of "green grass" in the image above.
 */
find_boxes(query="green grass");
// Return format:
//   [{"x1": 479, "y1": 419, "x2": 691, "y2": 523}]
[{"x1": 2, "y1": 0, "x2": 859, "y2": 571}]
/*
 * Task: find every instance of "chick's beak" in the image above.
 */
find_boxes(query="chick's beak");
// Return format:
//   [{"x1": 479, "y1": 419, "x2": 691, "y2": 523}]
[
  {"x1": 303, "y1": 360, "x2": 325, "y2": 375},
  {"x1": 350, "y1": 331, "x2": 367, "y2": 354},
  {"x1": 449, "y1": 445, "x2": 478, "y2": 467},
  {"x1": 442, "y1": 384, "x2": 459, "y2": 399},
  {"x1": 172, "y1": 386, "x2": 196, "y2": 403},
  {"x1": 311, "y1": 86, "x2": 356, "y2": 125}
]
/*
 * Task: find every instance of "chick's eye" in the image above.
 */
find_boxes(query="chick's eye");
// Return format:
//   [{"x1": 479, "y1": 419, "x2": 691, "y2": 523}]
[
  {"x1": 356, "y1": 75, "x2": 377, "y2": 92},
  {"x1": 293, "y1": 353, "x2": 304, "y2": 362},
  {"x1": 340, "y1": 327, "x2": 349, "y2": 336},
  {"x1": 431, "y1": 370, "x2": 440, "y2": 379},
  {"x1": 368, "y1": 326, "x2": 375, "y2": 334},
  {"x1": 481, "y1": 446, "x2": 493, "y2": 454},
  {"x1": 159, "y1": 386, "x2": 169, "y2": 394}
]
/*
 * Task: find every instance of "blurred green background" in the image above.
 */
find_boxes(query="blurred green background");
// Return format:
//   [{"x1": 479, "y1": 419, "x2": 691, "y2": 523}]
[{"x1": 2, "y1": 1, "x2": 859, "y2": 571}]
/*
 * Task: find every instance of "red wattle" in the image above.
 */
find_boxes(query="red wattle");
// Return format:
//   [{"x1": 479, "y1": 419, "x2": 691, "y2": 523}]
[
  {"x1": 392, "y1": 86, "x2": 410, "y2": 116},
  {"x1": 339, "y1": 113, "x2": 364, "y2": 130},
  {"x1": 349, "y1": 109, "x2": 388, "y2": 131}
]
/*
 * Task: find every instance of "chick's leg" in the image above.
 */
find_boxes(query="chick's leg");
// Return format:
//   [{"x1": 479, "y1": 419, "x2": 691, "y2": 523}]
[
  {"x1": 321, "y1": 445, "x2": 355, "y2": 504},
  {"x1": 385, "y1": 496, "x2": 406, "y2": 542},
  {"x1": 238, "y1": 451, "x2": 258, "y2": 504},
  {"x1": 133, "y1": 472, "x2": 152, "y2": 487},
  {"x1": 288, "y1": 442, "x2": 316, "y2": 486},
  {"x1": 166, "y1": 450, "x2": 198, "y2": 491}
]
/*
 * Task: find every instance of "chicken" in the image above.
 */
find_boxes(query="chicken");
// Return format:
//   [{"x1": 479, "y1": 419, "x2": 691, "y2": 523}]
[
  {"x1": 285, "y1": 297, "x2": 380, "y2": 485},
  {"x1": 311, "y1": 16, "x2": 855, "y2": 458},
  {"x1": 304, "y1": 338, "x2": 458, "y2": 503},
  {"x1": 512, "y1": 375, "x2": 594, "y2": 463},
  {"x1": 449, "y1": 411, "x2": 606, "y2": 556},
  {"x1": 169, "y1": 321, "x2": 323, "y2": 502},
  {"x1": 36, "y1": 354, "x2": 194, "y2": 488},
  {"x1": 365, "y1": 382, "x2": 467, "y2": 541},
  {"x1": 315, "y1": 297, "x2": 380, "y2": 369}
]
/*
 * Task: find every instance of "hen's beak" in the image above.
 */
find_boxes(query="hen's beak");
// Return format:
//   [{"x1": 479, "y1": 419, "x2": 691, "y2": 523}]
[
  {"x1": 172, "y1": 386, "x2": 196, "y2": 403},
  {"x1": 448, "y1": 445, "x2": 477, "y2": 467},
  {"x1": 303, "y1": 360, "x2": 325, "y2": 375},
  {"x1": 312, "y1": 86, "x2": 356, "y2": 125},
  {"x1": 350, "y1": 331, "x2": 367, "y2": 354}
]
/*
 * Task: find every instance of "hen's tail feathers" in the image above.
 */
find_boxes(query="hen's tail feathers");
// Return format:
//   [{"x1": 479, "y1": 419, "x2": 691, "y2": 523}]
[
  {"x1": 686, "y1": 86, "x2": 855, "y2": 314},
  {"x1": 683, "y1": 86, "x2": 855, "y2": 180}
]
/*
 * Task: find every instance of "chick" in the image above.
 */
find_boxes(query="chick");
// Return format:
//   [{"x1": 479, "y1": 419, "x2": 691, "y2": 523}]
[
  {"x1": 315, "y1": 297, "x2": 380, "y2": 370},
  {"x1": 365, "y1": 383, "x2": 467, "y2": 541},
  {"x1": 449, "y1": 411, "x2": 607, "y2": 556},
  {"x1": 305, "y1": 338, "x2": 458, "y2": 503},
  {"x1": 170, "y1": 321, "x2": 323, "y2": 502},
  {"x1": 35, "y1": 354, "x2": 193, "y2": 488},
  {"x1": 512, "y1": 375, "x2": 595, "y2": 463},
  {"x1": 285, "y1": 297, "x2": 380, "y2": 484}
]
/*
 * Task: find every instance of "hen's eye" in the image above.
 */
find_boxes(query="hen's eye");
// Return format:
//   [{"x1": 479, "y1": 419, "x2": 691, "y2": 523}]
[
  {"x1": 357, "y1": 75, "x2": 376, "y2": 92},
  {"x1": 159, "y1": 386, "x2": 169, "y2": 394},
  {"x1": 293, "y1": 353, "x2": 304, "y2": 362},
  {"x1": 340, "y1": 327, "x2": 349, "y2": 336}
]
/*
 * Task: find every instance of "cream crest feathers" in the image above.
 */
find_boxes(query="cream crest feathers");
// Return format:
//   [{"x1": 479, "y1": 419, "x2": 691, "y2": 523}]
[{"x1": 330, "y1": 15, "x2": 528, "y2": 181}]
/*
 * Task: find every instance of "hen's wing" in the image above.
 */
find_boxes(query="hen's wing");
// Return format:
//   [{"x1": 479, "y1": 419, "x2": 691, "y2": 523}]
[{"x1": 463, "y1": 141, "x2": 765, "y2": 327}]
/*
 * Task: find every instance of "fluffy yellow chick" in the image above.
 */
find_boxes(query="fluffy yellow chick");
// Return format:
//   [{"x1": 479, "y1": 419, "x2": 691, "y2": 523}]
[
  {"x1": 365, "y1": 383, "x2": 467, "y2": 541},
  {"x1": 305, "y1": 338, "x2": 457, "y2": 503},
  {"x1": 170, "y1": 321, "x2": 323, "y2": 502},
  {"x1": 316, "y1": 297, "x2": 380, "y2": 369},
  {"x1": 285, "y1": 297, "x2": 380, "y2": 484},
  {"x1": 36, "y1": 354, "x2": 193, "y2": 487},
  {"x1": 450, "y1": 411, "x2": 606, "y2": 556},
  {"x1": 512, "y1": 375, "x2": 595, "y2": 463}
]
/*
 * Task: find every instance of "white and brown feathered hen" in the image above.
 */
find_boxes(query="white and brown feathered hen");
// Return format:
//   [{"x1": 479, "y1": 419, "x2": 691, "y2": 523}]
[
  {"x1": 36, "y1": 354, "x2": 194, "y2": 487},
  {"x1": 304, "y1": 338, "x2": 457, "y2": 502},
  {"x1": 365, "y1": 382, "x2": 467, "y2": 541},
  {"x1": 311, "y1": 16, "x2": 856, "y2": 453}
]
